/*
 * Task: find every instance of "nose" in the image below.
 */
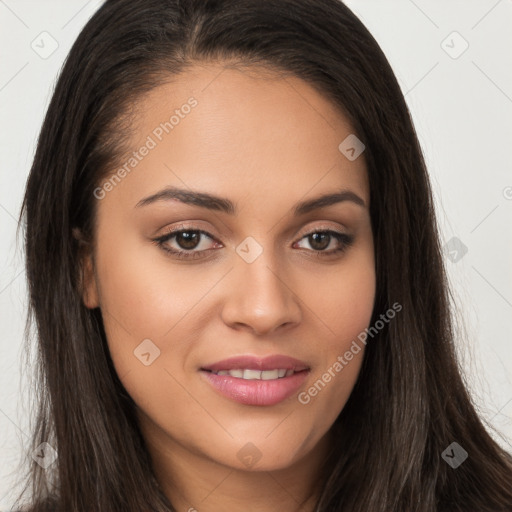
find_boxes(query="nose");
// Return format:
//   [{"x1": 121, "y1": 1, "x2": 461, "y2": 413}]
[{"x1": 220, "y1": 253, "x2": 302, "y2": 336}]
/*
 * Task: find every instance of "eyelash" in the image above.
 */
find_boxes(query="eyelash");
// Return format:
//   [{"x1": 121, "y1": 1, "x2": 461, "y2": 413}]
[{"x1": 152, "y1": 225, "x2": 354, "y2": 260}]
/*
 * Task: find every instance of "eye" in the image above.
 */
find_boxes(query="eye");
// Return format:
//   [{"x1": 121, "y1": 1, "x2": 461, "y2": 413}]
[
  {"x1": 153, "y1": 226, "x2": 220, "y2": 260},
  {"x1": 152, "y1": 226, "x2": 354, "y2": 260},
  {"x1": 294, "y1": 230, "x2": 354, "y2": 257}
]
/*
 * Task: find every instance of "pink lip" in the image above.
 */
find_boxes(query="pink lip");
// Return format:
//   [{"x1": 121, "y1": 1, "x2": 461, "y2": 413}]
[
  {"x1": 200, "y1": 354, "x2": 310, "y2": 406},
  {"x1": 200, "y1": 369, "x2": 310, "y2": 406},
  {"x1": 201, "y1": 354, "x2": 309, "y2": 372}
]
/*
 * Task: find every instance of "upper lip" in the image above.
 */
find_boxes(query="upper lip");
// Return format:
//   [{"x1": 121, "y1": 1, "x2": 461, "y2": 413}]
[{"x1": 201, "y1": 355, "x2": 310, "y2": 372}]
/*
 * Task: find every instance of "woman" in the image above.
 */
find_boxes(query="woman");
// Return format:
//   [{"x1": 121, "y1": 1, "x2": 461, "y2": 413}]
[{"x1": 15, "y1": 0, "x2": 512, "y2": 510}]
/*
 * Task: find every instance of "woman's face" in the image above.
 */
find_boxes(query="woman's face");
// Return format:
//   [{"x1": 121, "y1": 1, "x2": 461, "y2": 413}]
[{"x1": 82, "y1": 63, "x2": 375, "y2": 474}]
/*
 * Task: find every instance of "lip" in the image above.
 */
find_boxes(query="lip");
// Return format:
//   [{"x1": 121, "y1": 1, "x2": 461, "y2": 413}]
[
  {"x1": 201, "y1": 354, "x2": 309, "y2": 372},
  {"x1": 200, "y1": 354, "x2": 311, "y2": 406},
  {"x1": 200, "y1": 369, "x2": 310, "y2": 406}
]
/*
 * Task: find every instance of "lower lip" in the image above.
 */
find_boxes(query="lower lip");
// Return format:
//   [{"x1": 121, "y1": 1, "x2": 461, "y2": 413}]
[{"x1": 200, "y1": 370, "x2": 309, "y2": 406}]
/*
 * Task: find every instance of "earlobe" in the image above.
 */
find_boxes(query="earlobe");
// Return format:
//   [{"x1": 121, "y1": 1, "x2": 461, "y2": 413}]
[
  {"x1": 73, "y1": 227, "x2": 100, "y2": 309},
  {"x1": 81, "y1": 253, "x2": 100, "y2": 309}
]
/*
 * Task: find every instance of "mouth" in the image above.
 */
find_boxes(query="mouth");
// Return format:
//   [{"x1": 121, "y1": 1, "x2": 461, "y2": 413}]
[
  {"x1": 199, "y1": 354, "x2": 310, "y2": 406},
  {"x1": 202, "y1": 368, "x2": 305, "y2": 380}
]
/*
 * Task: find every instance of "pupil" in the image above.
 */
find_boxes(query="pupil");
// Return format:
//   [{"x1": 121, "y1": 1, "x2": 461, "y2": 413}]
[
  {"x1": 310, "y1": 233, "x2": 330, "y2": 250},
  {"x1": 177, "y1": 231, "x2": 199, "y2": 249}
]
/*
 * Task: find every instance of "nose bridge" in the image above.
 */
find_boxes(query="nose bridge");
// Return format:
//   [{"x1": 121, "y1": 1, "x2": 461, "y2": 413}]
[{"x1": 221, "y1": 239, "x2": 301, "y2": 334}]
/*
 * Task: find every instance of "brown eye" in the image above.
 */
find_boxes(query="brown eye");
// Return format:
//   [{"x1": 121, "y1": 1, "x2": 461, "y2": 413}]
[
  {"x1": 174, "y1": 231, "x2": 202, "y2": 250},
  {"x1": 307, "y1": 232, "x2": 331, "y2": 251},
  {"x1": 153, "y1": 228, "x2": 220, "y2": 260},
  {"x1": 295, "y1": 230, "x2": 353, "y2": 255}
]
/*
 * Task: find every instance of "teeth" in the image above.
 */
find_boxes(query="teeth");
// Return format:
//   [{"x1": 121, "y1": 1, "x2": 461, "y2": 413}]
[
  {"x1": 261, "y1": 369, "x2": 279, "y2": 380},
  {"x1": 243, "y1": 369, "x2": 261, "y2": 380},
  {"x1": 211, "y1": 368, "x2": 297, "y2": 380}
]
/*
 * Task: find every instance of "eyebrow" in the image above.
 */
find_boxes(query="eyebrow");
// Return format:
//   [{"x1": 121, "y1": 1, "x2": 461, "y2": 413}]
[{"x1": 135, "y1": 186, "x2": 366, "y2": 215}]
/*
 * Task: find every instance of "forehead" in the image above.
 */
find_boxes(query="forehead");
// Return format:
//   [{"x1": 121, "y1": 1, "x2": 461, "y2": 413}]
[{"x1": 100, "y1": 63, "x2": 369, "y2": 212}]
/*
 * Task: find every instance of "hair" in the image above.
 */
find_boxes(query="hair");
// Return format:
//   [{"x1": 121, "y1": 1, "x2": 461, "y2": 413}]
[{"x1": 15, "y1": 0, "x2": 512, "y2": 511}]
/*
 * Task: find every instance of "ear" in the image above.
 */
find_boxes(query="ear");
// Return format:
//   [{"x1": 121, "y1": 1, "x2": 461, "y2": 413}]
[{"x1": 73, "y1": 228, "x2": 100, "y2": 309}]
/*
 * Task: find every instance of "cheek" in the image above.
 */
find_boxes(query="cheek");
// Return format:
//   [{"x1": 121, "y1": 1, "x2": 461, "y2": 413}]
[
  {"x1": 319, "y1": 276, "x2": 375, "y2": 337},
  {"x1": 296, "y1": 251, "x2": 375, "y2": 412},
  {"x1": 307, "y1": 244, "x2": 376, "y2": 352},
  {"x1": 92, "y1": 236, "x2": 205, "y2": 419},
  {"x1": 93, "y1": 227, "x2": 212, "y2": 352}
]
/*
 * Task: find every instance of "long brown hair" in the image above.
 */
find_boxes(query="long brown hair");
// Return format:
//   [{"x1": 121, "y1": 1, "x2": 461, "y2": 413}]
[{"x1": 16, "y1": 0, "x2": 512, "y2": 510}]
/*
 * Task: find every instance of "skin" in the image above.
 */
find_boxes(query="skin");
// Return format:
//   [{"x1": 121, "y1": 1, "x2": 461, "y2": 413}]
[{"x1": 81, "y1": 63, "x2": 376, "y2": 512}]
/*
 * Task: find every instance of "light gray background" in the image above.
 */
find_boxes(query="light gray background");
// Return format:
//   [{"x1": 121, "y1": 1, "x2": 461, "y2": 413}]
[{"x1": 1, "y1": 0, "x2": 511, "y2": 507}]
